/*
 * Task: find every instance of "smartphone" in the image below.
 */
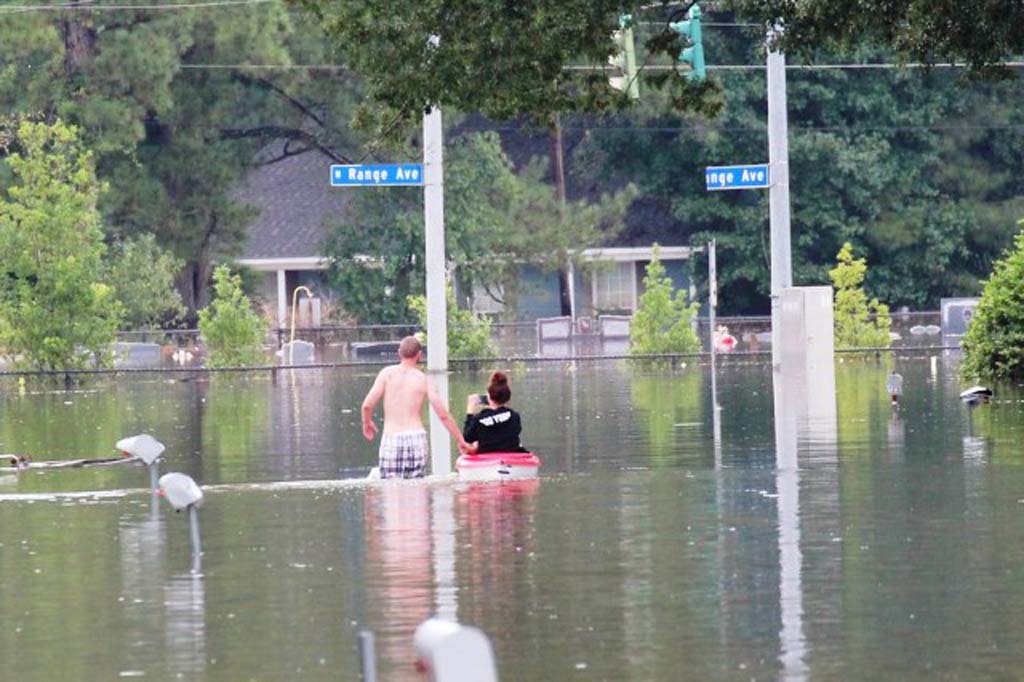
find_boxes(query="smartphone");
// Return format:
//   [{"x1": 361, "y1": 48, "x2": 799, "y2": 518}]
[{"x1": 477, "y1": 393, "x2": 488, "y2": 405}]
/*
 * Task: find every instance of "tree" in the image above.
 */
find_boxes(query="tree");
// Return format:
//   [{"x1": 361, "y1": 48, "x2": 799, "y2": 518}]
[
  {"x1": 298, "y1": 0, "x2": 722, "y2": 135},
  {"x1": 104, "y1": 234, "x2": 187, "y2": 329},
  {"x1": 961, "y1": 221, "x2": 1024, "y2": 381},
  {"x1": 197, "y1": 265, "x2": 267, "y2": 368},
  {"x1": 0, "y1": 120, "x2": 123, "y2": 371},
  {"x1": 732, "y1": 0, "x2": 1024, "y2": 78},
  {"x1": 408, "y1": 285, "x2": 496, "y2": 360},
  {"x1": 325, "y1": 132, "x2": 635, "y2": 322},
  {"x1": 830, "y1": 242, "x2": 891, "y2": 350},
  {"x1": 629, "y1": 247, "x2": 701, "y2": 355},
  {"x1": 571, "y1": 22, "x2": 1024, "y2": 313},
  {"x1": 0, "y1": 7, "x2": 363, "y2": 314}
]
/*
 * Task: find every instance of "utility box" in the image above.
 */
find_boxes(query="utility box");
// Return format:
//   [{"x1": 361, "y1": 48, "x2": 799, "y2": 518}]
[
  {"x1": 940, "y1": 297, "x2": 979, "y2": 346},
  {"x1": 778, "y1": 286, "x2": 837, "y2": 424}
]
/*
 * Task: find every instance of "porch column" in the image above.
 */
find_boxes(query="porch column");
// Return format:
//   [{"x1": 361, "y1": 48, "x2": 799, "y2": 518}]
[
  {"x1": 567, "y1": 260, "x2": 577, "y2": 321},
  {"x1": 276, "y1": 269, "x2": 287, "y2": 329}
]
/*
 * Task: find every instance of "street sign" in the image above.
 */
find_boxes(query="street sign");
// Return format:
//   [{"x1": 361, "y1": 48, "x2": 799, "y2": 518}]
[
  {"x1": 705, "y1": 164, "x2": 770, "y2": 191},
  {"x1": 330, "y1": 163, "x2": 424, "y2": 187}
]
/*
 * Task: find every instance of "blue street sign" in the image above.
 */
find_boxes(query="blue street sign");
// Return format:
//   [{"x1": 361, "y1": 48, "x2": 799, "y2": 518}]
[
  {"x1": 330, "y1": 163, "x2": 424, "y2": 187},
  {"x1": 705, "y1": 164, "x2": 770, "y2": 191}
]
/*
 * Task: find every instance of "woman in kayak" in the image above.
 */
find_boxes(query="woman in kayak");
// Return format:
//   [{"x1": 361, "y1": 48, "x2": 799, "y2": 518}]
[{"x1": 463, "y1": 371, "x2": 528, "y2": 454}]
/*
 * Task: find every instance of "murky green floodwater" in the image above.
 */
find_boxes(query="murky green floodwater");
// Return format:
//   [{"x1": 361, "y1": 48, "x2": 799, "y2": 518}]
[{"x1": 2, "y1": 356, "x2": 1024, "y2": 680}]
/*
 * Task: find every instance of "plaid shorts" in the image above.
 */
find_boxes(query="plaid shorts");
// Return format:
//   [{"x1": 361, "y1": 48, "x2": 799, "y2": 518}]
[{"x1": 378, "y1": 429, "x2": 428, "y2": 479}]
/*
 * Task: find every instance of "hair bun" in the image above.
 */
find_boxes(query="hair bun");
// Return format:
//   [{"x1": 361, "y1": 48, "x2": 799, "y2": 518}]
[{"x1": 489, "y1": 371, "x2": 508, "y2": 386}]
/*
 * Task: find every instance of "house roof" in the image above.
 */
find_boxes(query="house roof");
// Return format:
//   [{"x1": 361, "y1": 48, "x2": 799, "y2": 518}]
[{"x1": 235, "y1": 143, "x2": 350, "y2": 262}]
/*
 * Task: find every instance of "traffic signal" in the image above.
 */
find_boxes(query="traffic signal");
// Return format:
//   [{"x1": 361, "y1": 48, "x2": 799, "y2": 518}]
[
  {"x1": 669, "y1": 4, "x2": 705, "y2": 81},
  {"x1": 608, "y1": 14, "x2": 640, "y2": 99}
]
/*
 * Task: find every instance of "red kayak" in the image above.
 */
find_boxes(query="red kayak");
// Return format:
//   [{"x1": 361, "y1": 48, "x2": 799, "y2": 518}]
[{"x1": 455, "y1": 452, "x2": 541, "y2": 481}]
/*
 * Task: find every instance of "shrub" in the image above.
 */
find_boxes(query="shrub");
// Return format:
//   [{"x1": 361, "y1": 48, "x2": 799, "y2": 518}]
[
  {"x1": 0, "y1": 120, "x2": 123, "y2": 370},
  {"x1": 961, "y1": 221, "x2": 1024, "y2": 381},
  {"x1": 629, "y1": 247, "x2": 701, "y2": 355},
  {"x1": 105, "y1": 233, "x2": 186, "y2": 329},
  {"x1": 408, "y1": 284, "x2": 496, "y2": 359},
  {"x1": 830, "y1": 242, "x2": 891, "y2": 350},
  {"x1": 198, "y1": 265, "x2": 267, "y2": 367}
]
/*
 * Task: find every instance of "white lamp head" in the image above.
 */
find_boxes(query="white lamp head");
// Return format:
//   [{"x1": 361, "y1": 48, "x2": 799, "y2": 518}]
[
  {"x1": 413, "y1": 618, "x2": 497, "y2": 682},
  {"x1": 158, "y1": 472, "x2": 204, "y2": 511},
  {"x1": 116, "y1": 434, "x2": 166, "y2": 465}
]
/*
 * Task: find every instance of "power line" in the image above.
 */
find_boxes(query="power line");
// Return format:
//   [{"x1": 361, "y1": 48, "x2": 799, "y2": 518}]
[
  {"x1": 567, "y1": 62, "x2": 1024, "y2": 72},
  {"x1": 0, "y1": 0, "x2": 276, "y2": 12},
  {"x1": 177, "y1": 61, "x2": 1024, "y2": 73},
  {"x1": 458, "y1": 124, "x2": 1024, "y2": 134},
  {"x1": 180, "y1": 63, "x2": 347, "y2": 70}
]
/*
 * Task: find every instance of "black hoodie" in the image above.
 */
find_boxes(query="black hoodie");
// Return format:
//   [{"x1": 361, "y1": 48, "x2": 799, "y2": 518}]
[{"x1": 462, "y1": 406, "x2": 527, "y2": 453}]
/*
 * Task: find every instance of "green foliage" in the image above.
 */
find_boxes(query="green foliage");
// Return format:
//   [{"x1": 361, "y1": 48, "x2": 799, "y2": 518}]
[
  {"x1": 298, "y1": 0, "x2": 722, "y2": 136},
  {"x1": 961, "y1": 222, "x2": 1024, "y2": 381},
  {"x1": 630, "y1": 247, "x2": 701, "y2": 355},
  {"x1": 733, "y1": 0, "x2": 1024, "y2": 78},
  {"x1": 104, "y1": 233, "x2": 187, "y2": 329},
  {"x1": 408, "y1": 285, "x2": 496, "y2": 359},
  {"x1": 574, "y1": 24, "x2": 1024, "y2": 314},
  {"x1": 0, "y1": 9, "x2": 363, "y2": 313},
  {"x1": 0, "y1": 121, "x2": 123, "y2": 371},
  {"x1": 326, "y1": 132, "x2": 636, "y2": 323},
  {"x1": 830, "y1": 242, "x2": 891, "y2": 349},
  {"x1": 197, "y1": 265, "x2": 267, "y2": 368}
]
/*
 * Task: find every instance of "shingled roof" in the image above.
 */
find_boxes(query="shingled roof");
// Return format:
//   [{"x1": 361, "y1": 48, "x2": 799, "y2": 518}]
[{"x1": 235, "y1": 144, "x2": 351, "y2": 261}]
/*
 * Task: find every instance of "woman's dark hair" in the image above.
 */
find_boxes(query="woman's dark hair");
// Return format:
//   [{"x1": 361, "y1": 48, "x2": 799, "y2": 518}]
[{"x1": 487, "y1": 370, "x2": 511, "y2": 404}]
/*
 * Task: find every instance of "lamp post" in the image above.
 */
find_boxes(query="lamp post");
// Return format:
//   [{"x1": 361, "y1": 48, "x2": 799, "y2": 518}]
[{"x1": 289, "y1": 285, "x2": 314, "y2": 364}]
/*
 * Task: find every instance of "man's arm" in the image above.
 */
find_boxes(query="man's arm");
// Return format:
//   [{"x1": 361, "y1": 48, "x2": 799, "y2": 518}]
[
  {"x1": 361, "y1": 368, "x2": 387, "y2": 441},
  {"x1": 427, "y1": 379, "x2": 469, "y2": 450}
]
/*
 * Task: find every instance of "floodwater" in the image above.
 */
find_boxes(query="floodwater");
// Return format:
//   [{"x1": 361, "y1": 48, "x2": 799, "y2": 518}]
[{"x1": 1, "y1": 355, "x2": 1023, "y2": 680}]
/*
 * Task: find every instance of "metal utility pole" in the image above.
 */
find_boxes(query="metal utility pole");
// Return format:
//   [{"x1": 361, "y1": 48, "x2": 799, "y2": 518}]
[
  {"x1": 423, "y1": 103, "x2": 451, "y2": 475},
  {"x1": 708, "y1": 239, "x2": 718, "y2": 401}
]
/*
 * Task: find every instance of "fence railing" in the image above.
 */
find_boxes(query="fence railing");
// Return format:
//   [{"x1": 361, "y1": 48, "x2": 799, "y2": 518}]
[{"x1": 102, "y1": 310, "x2": 951, "y2": 369}]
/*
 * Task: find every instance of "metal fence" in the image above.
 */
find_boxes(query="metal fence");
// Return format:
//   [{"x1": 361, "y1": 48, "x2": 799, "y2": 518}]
[{"x1": 106, "y1": 310, "x2": 948, "y2": 369}]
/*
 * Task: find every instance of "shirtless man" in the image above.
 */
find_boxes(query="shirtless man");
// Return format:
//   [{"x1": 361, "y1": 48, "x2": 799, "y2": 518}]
[{"x1": 361, "y1": 336, "x2": 468, "y2": 478}]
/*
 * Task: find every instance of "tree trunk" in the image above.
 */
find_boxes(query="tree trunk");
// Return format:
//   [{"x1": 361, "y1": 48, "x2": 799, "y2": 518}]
[
  {"x1": 549, "y1": 113, "x2": 572, "y2": 317},
  {"x1": 62, "y1": 1, "x2": 96, "y2": 78}
]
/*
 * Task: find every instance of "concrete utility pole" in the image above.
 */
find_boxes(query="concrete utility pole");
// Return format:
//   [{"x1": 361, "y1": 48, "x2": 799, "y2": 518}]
[
  {"x1": 767, "y1": 27, "x2": 793, "y2": 353},
  {"x1": 767, "y1": 27, "x2": 793, "y2": 463},
  {"x1": 423, "y1": 103, "x2": 452, "y2": 475}
]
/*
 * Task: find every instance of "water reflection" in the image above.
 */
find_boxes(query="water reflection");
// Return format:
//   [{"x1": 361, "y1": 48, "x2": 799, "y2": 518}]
[
  {"x1": 772, "y1": 363, "x2": 838, "y2": 680},
  {"x1": 364, "y1": 483, "x2": 436, "y2": 675},
  {"x1": 432, "y1": 485, "x2": 457, "y2": 621},
  {"x1": 118, "y1": 500, "x2": 207, "y2": 678},
  {"x1": 9, "y1": 361, "x2": 1024, "y2": 679},
  {"x1": 164, "y1": 572, "x2": 206, "y2": 678},
  {"x1": 118, "y1": 509, "x2": 166, "y2": 670},
  {"x1": 887, "y1": 411, "x2": 905, "y2": 453}
]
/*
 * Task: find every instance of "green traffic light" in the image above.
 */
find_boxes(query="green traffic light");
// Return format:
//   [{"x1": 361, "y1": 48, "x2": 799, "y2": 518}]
[{"x1": 669, "y1": 4, "x2": 706, "y2": 81}]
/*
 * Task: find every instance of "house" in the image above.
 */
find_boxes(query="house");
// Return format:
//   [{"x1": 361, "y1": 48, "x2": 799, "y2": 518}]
[
  {"x1": 233, "y1": 145, "x2": 344, "y2": 328},
  {"x1": 234, "y1": 144, "x2": 696, "y2": 326},
  {"x1": 468, "y1": 246, "x2": 695, "y2": 320}
]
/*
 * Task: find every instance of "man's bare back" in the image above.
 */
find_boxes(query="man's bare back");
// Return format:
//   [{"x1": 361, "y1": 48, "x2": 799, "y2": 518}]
[
  {"x1": 361, "y1": 336, "x2": 467, "y2": 450},
  {"x1": 376, "y1": 364, "x2": 429, "y2": 433}
]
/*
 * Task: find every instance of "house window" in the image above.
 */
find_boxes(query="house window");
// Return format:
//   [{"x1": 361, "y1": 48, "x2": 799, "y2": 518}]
[{"x1": 593, "y1": 262, "x2": 635, "y2": 312}]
